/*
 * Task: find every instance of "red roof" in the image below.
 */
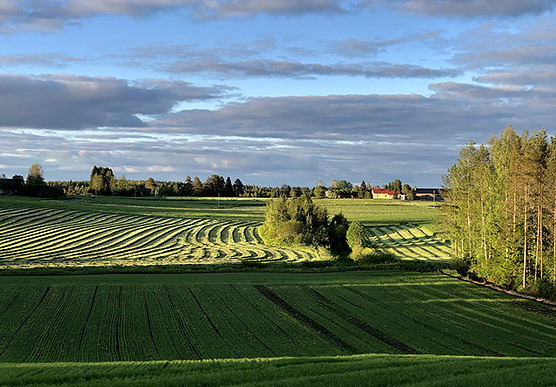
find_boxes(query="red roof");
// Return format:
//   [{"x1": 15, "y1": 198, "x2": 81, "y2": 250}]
[{"x1": 372, "y1": 188, "x2": 400, "y2": 195}]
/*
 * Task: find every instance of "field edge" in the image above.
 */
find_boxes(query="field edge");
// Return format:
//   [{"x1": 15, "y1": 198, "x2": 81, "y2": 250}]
[{"x1": 1, "y1": 353, "x2": 556, "y2": 386}]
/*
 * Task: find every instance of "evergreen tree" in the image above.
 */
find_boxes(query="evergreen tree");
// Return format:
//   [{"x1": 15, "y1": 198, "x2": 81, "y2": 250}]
[
  {"x1": 224, "y1": 177, "x2": 233, "y2": 196},
  {"x1": 233, "y1": 178, "x2": 244, "y2": 196}
]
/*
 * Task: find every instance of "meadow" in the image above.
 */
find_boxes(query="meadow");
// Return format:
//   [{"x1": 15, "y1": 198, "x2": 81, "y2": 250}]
[
  {"x1": 0, "y1": 196, "x2": 447, "y2": 267},
  {"x1": 0, "y1": 195, "x2": 554, "y2": 385}
]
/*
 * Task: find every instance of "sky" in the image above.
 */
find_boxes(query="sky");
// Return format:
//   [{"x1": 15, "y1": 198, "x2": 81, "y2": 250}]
[{"x1": 1, "y1": 0, "x2": 556, "y2": 187}]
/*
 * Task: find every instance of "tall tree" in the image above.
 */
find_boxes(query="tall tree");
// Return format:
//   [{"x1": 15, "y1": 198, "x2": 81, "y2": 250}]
[
  {"x1": 26, "y1": 163, "x2": 45, "y2": 185},
  {"x1": 192, "y1": 177, "x2": 203, "y2": 195},
  {"x1": 232, "y1": 178, "x2": 244, "y2": 196}
]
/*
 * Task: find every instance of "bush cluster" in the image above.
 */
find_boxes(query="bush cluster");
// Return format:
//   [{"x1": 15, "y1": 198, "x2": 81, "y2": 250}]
[{"x1": 259, "y1": 196, "x2": 349, "y2": 252}]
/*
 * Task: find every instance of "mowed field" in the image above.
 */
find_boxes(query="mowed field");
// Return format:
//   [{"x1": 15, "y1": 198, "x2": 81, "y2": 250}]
[
  {"x1": 2, "y1": 196, "x2": 552, "y2": 385},
  {"x1": 0, "y1": 272, "x2": 556, "y2": 385},
  {"x1": 0, "y1": 196, "x2": 449, "y2": 265},
  {"x1": 0, "y1": 207, "x2": 318, "y2": 268}
]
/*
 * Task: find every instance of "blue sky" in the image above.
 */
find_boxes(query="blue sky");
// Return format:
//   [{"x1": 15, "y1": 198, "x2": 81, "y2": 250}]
[{"x1": 1, "y1": 0, "x2": 556, "y2": 187}]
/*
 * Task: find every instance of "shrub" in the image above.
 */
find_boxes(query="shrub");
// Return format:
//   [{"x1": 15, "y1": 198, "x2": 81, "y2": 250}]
[
  {"x1": 451, "y1": 255, "x2": 471, "y2": 276},
  {"x1": 529, "y1": 277, "x2": 556, "y2": 300},
  {"x1": 328, "y1": 213, "x2": 349, "y2": 253},
  {"x1": 346, "y1": 221, "x2": 367, "y2": 249},
  {"x1": 350, "y1": 246, "x2": 397, "y2": 264}
]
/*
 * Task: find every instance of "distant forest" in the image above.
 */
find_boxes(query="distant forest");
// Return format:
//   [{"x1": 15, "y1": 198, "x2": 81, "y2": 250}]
[
  {"x1": 2, "y1": 164, "x2": 416, "y2": 200},
  {"x1": 442, "y1": 125, "x2": 556, "y2": 298}
]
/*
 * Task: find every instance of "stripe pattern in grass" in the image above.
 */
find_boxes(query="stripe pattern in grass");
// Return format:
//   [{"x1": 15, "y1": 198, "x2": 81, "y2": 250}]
[
  {"x1": 0, "y1": 207, "x2": 318, "y2": 268},
  {"x1": 366, "y1": 225, "x2": 451, "y2": 260},
  {"x1": 0, "y1": 272, "x2": 556, "y2": 363}
]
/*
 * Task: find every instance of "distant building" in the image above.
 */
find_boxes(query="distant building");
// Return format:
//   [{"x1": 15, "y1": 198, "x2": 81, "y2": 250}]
[
  {"x1": 414, "y1": 188, "x2": 442, "y2": 201},
  {"x1": 372, "y1": 188, "x2": 400, "y2": 199}
]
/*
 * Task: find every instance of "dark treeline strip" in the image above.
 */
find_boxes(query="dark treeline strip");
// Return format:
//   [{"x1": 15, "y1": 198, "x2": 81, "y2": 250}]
[
  {"x1": 47, "y1": 168, "x2": 416, "y2": 200},
  {"x1": 442, "y1": 125, "x2": 556, "y2": 298}
]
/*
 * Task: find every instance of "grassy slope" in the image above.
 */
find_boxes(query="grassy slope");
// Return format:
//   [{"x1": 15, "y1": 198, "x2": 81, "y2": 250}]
[
  {"x1": 2, "y1": 355, "x2": 556, "y2": 387},
  {"x1": 4, "y1": 196, "x2": 548, "y2": 386},
  {"x1": 317, "y1": 199, "x2": 441, "y2": 231},
  {"x1": 0, "y1": 207, "x2": 320, "y2": 268}
]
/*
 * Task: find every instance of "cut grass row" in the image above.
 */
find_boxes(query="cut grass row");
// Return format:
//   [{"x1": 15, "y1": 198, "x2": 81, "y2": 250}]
[
  {"x1": 1, "y1": 354, "x2": 556, "y2": 387},
  {"x1": 0, "y1": 207, "x2": 319, "y2": 268},
  {"x1": 367, "y1": 225, "x2": 451, "y2": 260},
  {"x1": 0, "y1": 272, "x2": 555, "y2": 363},
  {"x1": 0, "y1": 206, "x2": 449, "y2": 268}
]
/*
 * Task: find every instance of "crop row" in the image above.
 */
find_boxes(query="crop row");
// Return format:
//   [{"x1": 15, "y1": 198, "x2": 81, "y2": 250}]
[
  {"x1": 366, "y1": 225, "x2": 451, "y2": 260},
  {"x1": 0, "y1": 207, "x2": 318, "y2": 268},
  {"x1": 0, "y1": 273, "x2": 555, "y2": 362}
]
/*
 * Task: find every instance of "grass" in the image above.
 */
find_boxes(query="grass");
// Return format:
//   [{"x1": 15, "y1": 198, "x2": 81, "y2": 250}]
[
  {"x1": 0, "y1": 206, "x2": 320, "y2": 268},
  {"x1": 316, "y1": 199, "x2": 441, "y2": 231},
  {"x1": 0, "y1": 196, "x2": 554, "y2": 385},
  {"x1": 0, "y1": 271, "x2": 555, "y2": 363},
  {"x1": 0, "y1": 195, "x2": 267, "y2": 221},
  {"x1": 0, "y1": 195, "x2": 441, "y2": 228},
  {"x1": 1, "y1": 354, "x2": 555, "y2": 386},
  {"x1": 0, "y1": 196, "x2": 447, "y2": 268}
]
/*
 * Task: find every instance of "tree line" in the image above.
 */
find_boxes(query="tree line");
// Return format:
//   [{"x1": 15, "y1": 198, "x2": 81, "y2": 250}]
[
  {"x1": 0, "y1": 163, "x2": 63, "y2": 198},
  {"x1": 442, "y1": 126, "x2": 556, "y2": 298},
  {"x1": 3, "y1": 164, "x2": 416, "y2": 201},
  {"x1": 44, "y1": 166, "x2": 416, "y2": 199}
]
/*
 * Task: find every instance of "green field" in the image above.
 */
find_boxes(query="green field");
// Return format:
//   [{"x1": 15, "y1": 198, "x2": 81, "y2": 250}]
[
  {"x1": 2, "y1": 355, "x2": 556, "y2": 386},
  {"x1": 0, "y1": 195, "x2": 441, "y2": 226},
  {"x1": 0, "y1": 272, "x2": 555, "y2": 363},
  {"x1": 0, "y1": 196, "x2": 447, "y2": 266},
  {"x1": 0, "y1": 271, "x2": 555, "y2": 385},
  {"x1": 0, "y1": 206, "x2": 319, "y2": 268},
  {"x1": 1, "y1": 196, "x2": 553, "y2": 385}
]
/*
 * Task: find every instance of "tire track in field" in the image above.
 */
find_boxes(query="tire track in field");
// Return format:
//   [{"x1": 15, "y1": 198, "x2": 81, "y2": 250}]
[
  {"x1": 144, "y1": 301, "x2": 161, "y2": 360},
  {"x1": 0, "y1": 287, "x2": 50, "y2": 358},
  {"x1": 342, "y1": 285, "x2": 503, "y2": 356},
  {"x1": 230, "y1": 285, "x2": 295, "y2": 342},
  {"x1": 301, "y1": 285, "x2": 419, "y2": 354},
  {"x1": 79, "y1": 285, "x2": 98, "y2": 353},
  {"x1": 254, "y1": 285, "x2": 356, "y2": 353},
  {"x1": 165, "y1": 290, "x2": 201, "y2": 359},
  {"x1": 208, "y1": 286, "x2": 275, "y2": 357},
  {"x1": 115, "y1": 286, "x2": 122, "y2": 362}
]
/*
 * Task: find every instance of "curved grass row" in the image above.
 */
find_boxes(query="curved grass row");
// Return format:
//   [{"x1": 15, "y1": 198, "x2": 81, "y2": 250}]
[
  {"x1": 366, "y1": 225, "x2": 451, "y2": 261},
  {"x1": 0, "y1": 207, "x2": 318, "y2": 268}
]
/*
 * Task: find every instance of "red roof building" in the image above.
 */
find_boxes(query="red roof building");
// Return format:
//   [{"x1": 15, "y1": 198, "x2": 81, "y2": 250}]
[{"x1": 372, "y1": 188, "x2": 400, "y2": 199}]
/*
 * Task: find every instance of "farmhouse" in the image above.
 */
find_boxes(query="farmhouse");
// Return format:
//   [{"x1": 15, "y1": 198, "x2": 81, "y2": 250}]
[
  {"x1": 372, "y1": 188, "x2": 400, "y2": 199},
  {"x1": 414, "y1": 188, "x2": 442, "y2": 201}
]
